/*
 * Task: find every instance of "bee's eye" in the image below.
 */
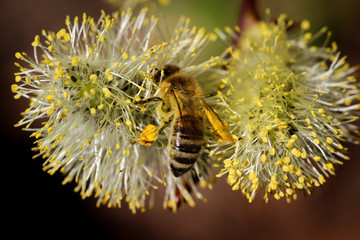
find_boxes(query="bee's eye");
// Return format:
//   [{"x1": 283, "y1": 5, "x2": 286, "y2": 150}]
[
  {"x1": 153, "y1": 69, "x2": 163, "y2": 84},
  {"x1": 162, "y1": 69, "x2": 169, "y2": 78}
]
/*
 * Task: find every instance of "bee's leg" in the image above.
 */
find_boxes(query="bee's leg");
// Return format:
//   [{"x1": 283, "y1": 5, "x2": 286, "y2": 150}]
[
  {"x1": 135, "y1": 115, "x2": 174, "y2": 146},
  {"x1": 134, "y1": 96, "x2": 173, "y2": 115},
  {"x1": 157, "y1": 115, "x2": 174, "y2": 135},
  {"x1": 134, "y1": 96, "x2": 173, "y2": 145},
  {"x1": 133, "y1": 97, "x2": 163, "y2": 105}
]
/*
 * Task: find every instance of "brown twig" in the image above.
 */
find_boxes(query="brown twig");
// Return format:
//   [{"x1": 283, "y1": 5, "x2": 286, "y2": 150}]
[{"x1": 232, "y1": 0, "x2": 260, "y2": 48}]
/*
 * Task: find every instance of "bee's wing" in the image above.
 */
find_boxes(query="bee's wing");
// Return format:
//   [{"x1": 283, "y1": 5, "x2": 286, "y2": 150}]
[
  {"x1": 172, "y1": 90, "x2": 204, "y2": 134},
  {"x1": 200, "y1": 99, "x2": 235, "y2": 142}
]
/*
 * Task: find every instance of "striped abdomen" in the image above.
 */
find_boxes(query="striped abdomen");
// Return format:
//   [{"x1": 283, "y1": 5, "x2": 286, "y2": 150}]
[{"x1": 169, "y1": 114, "x2": 204, "y2": 177}]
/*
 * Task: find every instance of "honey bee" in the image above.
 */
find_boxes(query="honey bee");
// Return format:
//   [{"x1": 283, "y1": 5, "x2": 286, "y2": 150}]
[{"x1": 134, "y1": 64, "x2": 234, "y2": 177}]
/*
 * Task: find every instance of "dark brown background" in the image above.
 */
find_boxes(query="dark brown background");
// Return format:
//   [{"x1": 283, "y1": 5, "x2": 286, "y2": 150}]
[{"x1": 3, "y1": 0, "x2": 360, "y2": 239}]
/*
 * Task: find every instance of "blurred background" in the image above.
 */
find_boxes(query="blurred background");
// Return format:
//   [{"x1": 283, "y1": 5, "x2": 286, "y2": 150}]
[{"x1": 2, "y1": 0, "x2": 360, "y2": 239}]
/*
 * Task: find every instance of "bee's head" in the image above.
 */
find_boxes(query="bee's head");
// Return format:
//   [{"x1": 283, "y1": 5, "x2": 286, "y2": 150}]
[{"x1": 153, "y1": 64, "x2": 180, "y2": 84}]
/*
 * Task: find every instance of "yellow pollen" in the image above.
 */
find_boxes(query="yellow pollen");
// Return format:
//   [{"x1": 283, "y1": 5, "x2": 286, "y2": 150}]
[
  {"x1": 71, "y1": 57, "x2": 79, "y2": 66},
  {"x1": 64, "y1": 33, "x2": 71, "y2": 42},
  {"x1": 253, "y1": 97, "x2": 263, "y2": 107},
  {"x1": 46, "y1": 94, "x2": 53, "y2": 101},
  {"x1": 269, "y1": 147, "x2": 276, "y2": 156},
  {"x1": 11, "y1": 84, "x2": 19, "y2": 93},
  {"x1": 102, "y1": 87, "x2": 111, "y2": 98},
  {"x1": 56, "y1": 28, "x2": 67, "y2": 39},
  {"x1": 15, "y1": 76, "x2": 22, "y2": 82},
  {"x1": 301, "y1": 20, "x2": 311, "y2": 30},
  {"x1": 31, "y1": 35, "x2": 40, "y2": 47},
  {"x1": 283, "y1": 156, "x2": 290, "y2": 164},
  {"x1": 137, "y1": 124, "x2": 157, "y2": 146},
  {"x1": 291, "y1": 148, "x2": 301, "y2": 158},
  {"x1": 261, "y1": 154, "x2": 268, "y2": 163},
  {"x1": 105, "y1": 68, "x2": 111, "y2": 75},
  {"x1": 90, "y1": 74, "x2": 98, "y2": 81},
  {"x1": 15, "y1": 52, "x2": 22, "y2": 59}
]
